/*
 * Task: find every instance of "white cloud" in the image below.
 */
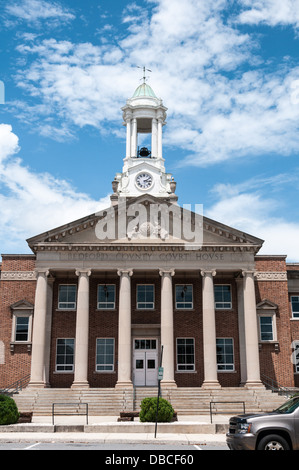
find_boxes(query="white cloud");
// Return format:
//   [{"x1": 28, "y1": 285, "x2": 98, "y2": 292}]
[
  {"x1": 0, "y1": 124, "x2": 110, "y2": 254},
  {"x1": 206, "y1": 177, "x2": 299, "y2": 261},
  {"x1": 5, "y1": 0, "x2": 75, "y2": 25},
  {"x1": 237, "y1": 0, "x2": 299, "y2": 29},
  {"x1": 10, "y1": 0, "x2": 299, "y2": 167}
]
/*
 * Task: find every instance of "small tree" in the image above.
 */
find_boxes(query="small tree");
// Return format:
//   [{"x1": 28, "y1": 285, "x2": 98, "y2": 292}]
[
  {"x1": 139, "y1": 397, "x2": 174, "y2": 423},
  {"x1": 0, "y1": 395, "x2": 20, "y2": 425}
]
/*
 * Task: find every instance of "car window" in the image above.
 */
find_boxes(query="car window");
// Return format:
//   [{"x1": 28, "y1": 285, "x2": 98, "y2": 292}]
[{"x1": 275, "y1": 396, "x2": 299, "y2": 414}]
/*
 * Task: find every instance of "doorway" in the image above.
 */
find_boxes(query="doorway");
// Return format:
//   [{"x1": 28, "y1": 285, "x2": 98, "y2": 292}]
[{"x1": 133, "y1": 338, "x2": 158, "y2": 386}]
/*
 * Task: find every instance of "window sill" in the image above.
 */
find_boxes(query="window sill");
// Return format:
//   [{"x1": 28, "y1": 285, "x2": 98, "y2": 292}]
[{"x1": 10, "y1": 342, "x2": 31, "y2": 352}]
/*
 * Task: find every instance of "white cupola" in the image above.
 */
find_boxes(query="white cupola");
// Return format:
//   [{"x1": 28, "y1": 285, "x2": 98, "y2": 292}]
[{"x1": 111, "y1": 75, "x2": 177, "y2": 204}]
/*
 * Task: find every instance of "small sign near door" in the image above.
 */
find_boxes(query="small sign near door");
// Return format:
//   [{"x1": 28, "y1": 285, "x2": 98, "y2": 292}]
[{"x1": 158, "y1": 367, "x2": 164, "y2": 381}]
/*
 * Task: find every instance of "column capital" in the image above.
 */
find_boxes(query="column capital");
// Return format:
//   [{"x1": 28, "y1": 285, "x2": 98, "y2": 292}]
[
  {"x1": 117, "y1": 269, "x2": 133, "y2": 277},
  {"x1": 34, "y1": 268, "x2": 50, "y2": 278},
  {"x1": 201, "y1": 270, "x2": 216, "y2": 278},
  {"x1": 159, "y1": 269, "x2": 175, "y2": 277},
  {"x1": 242, "y1": 270, "x2": 257, "y2": 279},
  {"x1": 75, "y1": 269, "x2": 92, "y2": 277}
]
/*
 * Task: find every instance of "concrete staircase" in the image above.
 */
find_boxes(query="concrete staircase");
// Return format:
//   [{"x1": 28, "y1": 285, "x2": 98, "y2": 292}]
[
  {"x1": 13, "y1": 388, "x2": 133, "y2": 416},
  {"x1": 13, "y1": 386, "x2": 287, "y2": 417}
]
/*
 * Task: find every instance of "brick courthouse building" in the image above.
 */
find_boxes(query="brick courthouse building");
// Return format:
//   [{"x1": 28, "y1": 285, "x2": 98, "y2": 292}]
[{"x1": 0, "y1": 81, "x2": 299, "y2": 397}]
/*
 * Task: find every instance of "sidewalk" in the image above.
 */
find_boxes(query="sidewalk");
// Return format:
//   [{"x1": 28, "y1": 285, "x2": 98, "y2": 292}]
[{"x1": 0, "y1": 414, "x2": 229, "y2": 445}]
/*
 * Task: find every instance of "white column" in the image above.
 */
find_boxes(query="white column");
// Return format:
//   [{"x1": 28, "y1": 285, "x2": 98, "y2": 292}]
[
  {"x1": 242, "y1": 271, "x2": 264, "y2": 388},
  {"x1": 236, "y1": 277, "x2": 247, "y2": 386},
  {"x1": 131, "y1": 118, "x2": 137, "y2": 157},
  {"x1": 159, "y1": 269, "x2": 177, "y2": 388},
  {"x1": 151, "y1": 118, "x2": 158, "y2": 158},
  {"x1": 116, "y1": 270, "x2": 133, "y2": 389},
  {"x1": 126, "y1": 118, "x2": 131, "y2": 159},
  {"x1": 72, "y1": 269, "x2": 91, "y2": 389},
  {"x1": 201, "y1": 270, "x2": 221, "y2": 389},
  {"x1": 28, "y1": 269, "x2": 50, "y2": 388},
  {"x1": 44, "y1": 275, "x2": 54, "y2": 387},
  {"x1": 157, "y1": 118, "x2": 163, "y2": 159}
]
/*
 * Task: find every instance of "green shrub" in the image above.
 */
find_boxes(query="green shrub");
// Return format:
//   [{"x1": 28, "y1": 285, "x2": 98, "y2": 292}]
[
  {"x1": 139, "y1": 397, "x2": 174, "y2": 423},
  {"x1": 0, "y1": 395, "x2": 20, "y2": 425}
]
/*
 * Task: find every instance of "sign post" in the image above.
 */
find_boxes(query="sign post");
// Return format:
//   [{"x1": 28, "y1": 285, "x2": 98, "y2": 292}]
[{"x1": 154, "y1": 345, "x2": 164, "y2": 438}]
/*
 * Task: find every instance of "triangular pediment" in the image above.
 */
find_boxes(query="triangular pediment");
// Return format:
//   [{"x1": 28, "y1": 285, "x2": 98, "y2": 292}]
[
  {"x1": 27, "y1": 195, "x2": 264, "y2": 253},
  {"x1": 256, "y1": 299, "x2": 278, "y2": 310},
  {"x1": 10, "y1": 299, "x2": 34, "y2": 311}
]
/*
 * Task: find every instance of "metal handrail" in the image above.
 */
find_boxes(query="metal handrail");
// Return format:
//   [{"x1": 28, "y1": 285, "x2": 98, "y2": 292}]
[
  {"x1": 52, "y1": 402, "x2": 89, "y2": 425},
  {"x1": 210, "y1": 401, "x2": 246, "y2": 423},
  {"x1": 261, "y1": 373, "x2": 294, "y2": 397},
  {"x1": 0, "y1": 374, "x2": 31, "y2": 396}
]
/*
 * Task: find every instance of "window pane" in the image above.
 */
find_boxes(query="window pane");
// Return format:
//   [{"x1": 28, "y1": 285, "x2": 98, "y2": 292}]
[
  {"x1": 260, "y1": 316, "x2": 273, "y2": 341},
  {"x1": 58, "y1": 285, "x2": 77, "y2": 309},
  {"x1": 176, "y1": 338, "x2": 195, "y2": 371},
  {"x1": 15, "y1": 317, "x2": 29, "y2": 341},
  {"x1": 214, "y1": 286, "x2": 232, "y2": 309},
  {"x1": 137, "y1": 285, "x2": 154, "y2": 309},
  {"x1": 175, "y1": 285, "x2": 193, "y2": 309},
  {"x1": 291, "y1": 297, "x2": 299, "y2": 318},
  {"x1": 56, "y1": 339, "x2": 74, "y2": 372},
  {"x1": 216, "y1": 338, "x2": 234, "y2": 371},
  {"x1": 98, "y1": 285, "x2": 115, "y2": 309},
  {"x1": 96, "y1": 338, "x2": 115, "y2": 371}
]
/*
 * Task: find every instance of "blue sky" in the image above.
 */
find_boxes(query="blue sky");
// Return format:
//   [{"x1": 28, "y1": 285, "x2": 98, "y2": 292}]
[{"x1": 0, "y1": 0, "x2": 299, "y2": 260}]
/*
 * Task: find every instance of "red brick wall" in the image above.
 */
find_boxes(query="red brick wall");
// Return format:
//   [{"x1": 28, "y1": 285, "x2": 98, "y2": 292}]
[
  {"x1": 255, "y1": 256, "x2": 294, "y2": 388},
  {"x1": 0, "y1": 256, "x2": 36, "y2": 389}
]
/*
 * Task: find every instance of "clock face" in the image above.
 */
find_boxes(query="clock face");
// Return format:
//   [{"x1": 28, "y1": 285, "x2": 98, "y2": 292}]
[{"x1": 136, "y1": 173, "x2": 153, "y2": 190}]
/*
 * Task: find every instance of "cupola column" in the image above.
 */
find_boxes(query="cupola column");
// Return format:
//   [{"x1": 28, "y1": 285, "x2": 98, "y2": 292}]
[
  {"x1": 151, "y1": 118, "x2": 158, "y2": 158},
  {"x1": 131, "y1": 118, "x2": 137, "y2": 158},
  {"x1": 126, "y1": 117, "x2": 132, "y2": 159},
  {"x1": 157, "y1": 118, "x2": 163, "y2": 159}
]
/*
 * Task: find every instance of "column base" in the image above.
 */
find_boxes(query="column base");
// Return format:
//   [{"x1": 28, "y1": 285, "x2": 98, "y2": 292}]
[
  {"x1": 245, "y1": 381, "x2": 265, "y2": 389},
  {"x1": 202, "y1": 380, "x2": 221, "y2": 390},
  {"x1": 27, "y1": 381, "x2": 48, "y2": 389},
  {"x1": 115, "y1": 381, "x2": 133, "y2": 390},
  {"x1": 71, "y1": 381, "x2": 90, "y2": 389},
  {"x1": 161, "y1": 381, "x2": 177, "y2": 390}
]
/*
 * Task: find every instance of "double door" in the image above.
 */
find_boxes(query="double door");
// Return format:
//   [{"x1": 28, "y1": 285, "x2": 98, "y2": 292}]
[{"x1": 133, "y1": 338, "x2": 158, "y2": 387}]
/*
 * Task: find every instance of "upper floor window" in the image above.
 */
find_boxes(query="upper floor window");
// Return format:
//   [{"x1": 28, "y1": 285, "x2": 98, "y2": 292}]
[
  {"x1": 291, "y1": 296, "x2": 299, "y2": 318},
  {"x1": 137, "y1": 284, "x2": 155, "y2": 309},
  {"x1": 216, "y1": 338, "x2": 234, "y2": 371},
  {"x1": 97, "y1": 284, "x2": 116, "y2": 310},
  {"x1": 259, "y1": 316, "x2": 274, "y2": 341},
  {"x1": 214, "y1": 285, "x2": 232, "y2": 309},
  {"x1": 175, "y1": 285, "x2": 193, "y2": 309},
  {"x1": 58, "y1": 285, "x2": 77, "y2": 310}
]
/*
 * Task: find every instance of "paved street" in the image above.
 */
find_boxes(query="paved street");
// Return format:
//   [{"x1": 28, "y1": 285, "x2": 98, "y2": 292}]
[{"x1": 0, "y1": 441, "x2": 228, "y2": 451}]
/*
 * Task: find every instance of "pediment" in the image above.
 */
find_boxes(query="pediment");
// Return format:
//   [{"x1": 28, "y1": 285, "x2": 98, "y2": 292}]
[
  {"x1": 27, "y1": 195, "x2": 264, "y2": 253},
  {"x1": 256, "y1": 299, "x2": 278, "y2": 310},
  {"x1": 10, "y1": 300, "x2": 34, "y2": 311}
]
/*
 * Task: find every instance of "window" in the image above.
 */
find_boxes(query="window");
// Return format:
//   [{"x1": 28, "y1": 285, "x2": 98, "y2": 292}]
[
  {"x1": 291, "y1": 296, "x2": 299, "y2": 318},
  {"x1": 134, "y1": 339, "x2": 157, "y2": 350},
  {"x1": 176, "y1": 338, "x2": 195, "y2": 371},
  {"x1": 137, "y1": 285, "x2": 154, "y2": 309},
  {"x1": 56, "y1": 339, "x2": 74, "y2": 372},
  {"x1": 96, "y1": 338, "x2": 115, "y2": 371},
  {"x1": 15, "y1": 317, "x2": 29, "y2": 342},
  {"x1": 214, "y1": 285, "x2": 232, "y2": 309},
  {"x1": 10, "y1": 301, "x2": 34, "y2": 351},
  {"x1": 175, "y1": 285, "x2": 193, "y2": 309},
  {"x1": 216, "y1": 338, "x2": 234, "y2": 371},
  {"x1": 98, "y1": 284, "x2": 115, "y2": 309},
  {"x1": 259, "y1": 316, "x2": 274, "y2": 341},
  {"x1": 58, "y1": 285, "x2": 77, "y2": 310}
]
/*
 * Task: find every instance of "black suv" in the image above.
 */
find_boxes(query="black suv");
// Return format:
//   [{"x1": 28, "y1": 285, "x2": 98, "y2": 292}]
[{"x1": 226, "y1": 395, "x2": 299, "y2": 450}]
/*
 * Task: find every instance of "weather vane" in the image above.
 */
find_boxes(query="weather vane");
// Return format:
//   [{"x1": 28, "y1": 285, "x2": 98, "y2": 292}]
[{"x1": 137, "y1": 66, "x2": 152, "y2": 84}]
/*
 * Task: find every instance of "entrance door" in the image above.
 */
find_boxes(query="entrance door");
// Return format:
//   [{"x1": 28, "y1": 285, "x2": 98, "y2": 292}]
[{"x1": 133, "y1": 339, "x2": 158, "y2": 386}]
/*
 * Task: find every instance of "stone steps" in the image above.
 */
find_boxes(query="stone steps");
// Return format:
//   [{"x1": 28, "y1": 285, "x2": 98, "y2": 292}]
[{"x1": 12, "y1": 386, "x2": 287, "y2": 417}]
